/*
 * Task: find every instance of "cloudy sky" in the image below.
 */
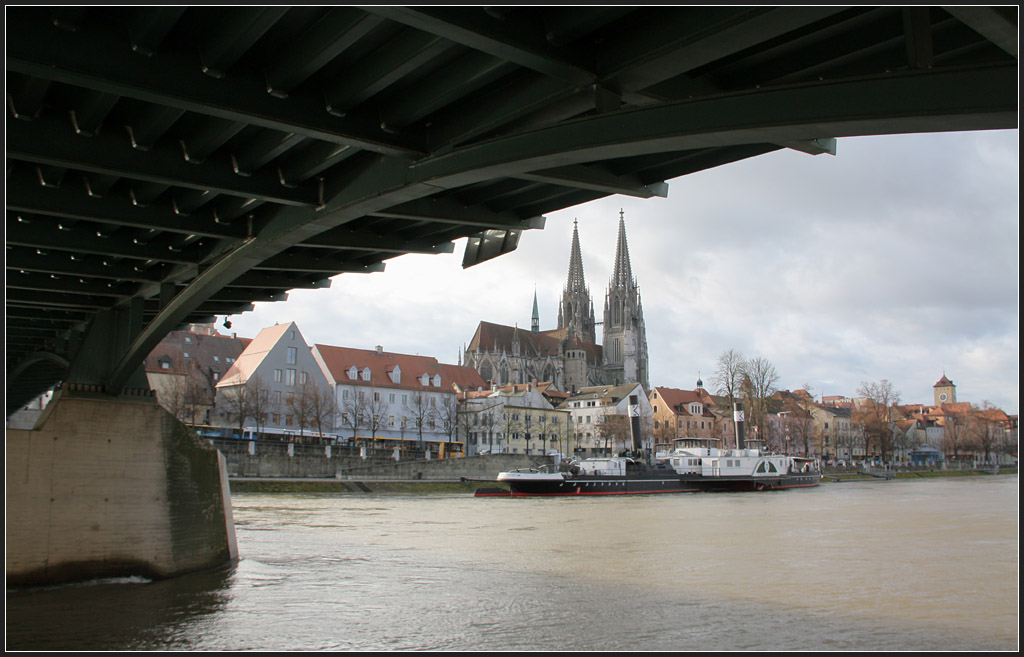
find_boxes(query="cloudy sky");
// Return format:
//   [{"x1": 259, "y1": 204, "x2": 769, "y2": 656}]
[{"x1": 226, "y1": 129, "x2": 1019, "y2": 414}]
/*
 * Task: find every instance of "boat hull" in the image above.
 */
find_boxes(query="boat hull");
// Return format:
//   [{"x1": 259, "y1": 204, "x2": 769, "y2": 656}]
[
  {"x1": 680, "y1": 472, "x2": 821, "y2": 492},
  {"x1": 476, "y1": 472, "x2": 821, "y2": 497},
  {"x1": 480, "y1": 473, "x2": 696, "y2": 497}
]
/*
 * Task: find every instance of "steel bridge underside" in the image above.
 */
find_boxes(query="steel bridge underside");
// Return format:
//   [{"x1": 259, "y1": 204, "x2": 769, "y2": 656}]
[{"x1": 6, "y1": 7, "x2": 1018, "y2": 412}]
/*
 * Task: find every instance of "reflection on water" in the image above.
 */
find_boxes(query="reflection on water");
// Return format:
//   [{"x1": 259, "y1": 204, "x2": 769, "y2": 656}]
[{"x1": 7, "y1": 476, "x2": 1018, "y2": 650}]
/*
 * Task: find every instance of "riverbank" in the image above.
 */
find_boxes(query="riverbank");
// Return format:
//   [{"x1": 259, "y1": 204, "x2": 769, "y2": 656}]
[{"x1": 229, "y1": 468, "x2": 1015, "y2": 494}]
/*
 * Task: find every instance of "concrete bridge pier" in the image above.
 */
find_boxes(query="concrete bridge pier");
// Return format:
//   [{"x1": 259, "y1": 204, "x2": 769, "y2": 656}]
[{"x1": 6, "y1": 385, "x2": 237, "y2": 586}]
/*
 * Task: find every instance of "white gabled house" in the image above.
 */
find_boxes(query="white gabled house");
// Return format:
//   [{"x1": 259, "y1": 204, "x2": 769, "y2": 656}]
[{"x1": 214, "y1": 322, "x2": 332, "y2": 438}]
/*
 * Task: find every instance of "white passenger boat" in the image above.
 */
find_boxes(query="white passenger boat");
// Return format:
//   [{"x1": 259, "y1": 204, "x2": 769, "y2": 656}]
[{"x1": 660, "y1": 437, "x2": 821, "y2": 491}]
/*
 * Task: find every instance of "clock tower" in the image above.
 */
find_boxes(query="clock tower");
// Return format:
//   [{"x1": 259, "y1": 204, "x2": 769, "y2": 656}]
[{"x1": 933, "y1": 374, "x2": 956, "y2": 406}]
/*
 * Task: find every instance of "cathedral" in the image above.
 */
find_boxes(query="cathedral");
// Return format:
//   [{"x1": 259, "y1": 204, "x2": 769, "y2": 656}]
[{"x1": 463, "y1": 211, "x2": 650, "y2": 392}]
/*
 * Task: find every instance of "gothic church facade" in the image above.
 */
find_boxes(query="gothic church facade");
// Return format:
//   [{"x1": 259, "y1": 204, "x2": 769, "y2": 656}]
[{"x1": 464, "y1": 211, "x2": 649, "y2": 392}]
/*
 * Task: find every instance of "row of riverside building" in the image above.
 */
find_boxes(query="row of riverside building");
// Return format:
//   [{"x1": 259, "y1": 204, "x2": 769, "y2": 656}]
[{"x1": 142, "y1": 320, "x2": 1017, "y2": 465}]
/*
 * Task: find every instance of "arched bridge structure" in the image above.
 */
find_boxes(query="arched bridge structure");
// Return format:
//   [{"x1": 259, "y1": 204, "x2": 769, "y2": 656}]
[{"x1": 6, "y1": 6, "x2": 1018, "y2": 413}]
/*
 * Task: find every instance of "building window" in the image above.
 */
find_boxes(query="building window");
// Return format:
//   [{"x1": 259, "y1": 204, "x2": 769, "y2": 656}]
[
  {"x1": 389, "y1": 393, "x2": 395, "y2": 403},
  {"x1": 286, "y1": 369, "x2": 296, "y2": 386},
  {"x1": 287, "y1": 347, "x2": 297, "y2": 364},
  {"x1": 185, "y1": 336, "x2": 192, "y2": 344},
  {"x1": 274, "y1": 391, "x2": 282, "y2": 404},
  {"x1": 301, "y1": 371, "x2": 308, "y2": 385},
  {"x1": 274, "y1": 369, "x2": 282, "y2": 383},
  {"x1": 160, "y1": 361, "x2": 170, "y2": 370}
]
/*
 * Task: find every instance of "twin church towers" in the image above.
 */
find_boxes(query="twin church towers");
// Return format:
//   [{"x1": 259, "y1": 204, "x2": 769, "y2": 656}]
[{"x1": 464, "y1": 211, "x2": 649, "y2": 392}]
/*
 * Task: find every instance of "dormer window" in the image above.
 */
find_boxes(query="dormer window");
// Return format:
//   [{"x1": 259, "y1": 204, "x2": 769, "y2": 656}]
[
  {"x1": 432, "y1": 374, "x2": 441, "y2": 387},
  {"x1": 361, "y1": 367, "x2": 371, "y2": 381},
  {"x1": 389, "y1": 365, "x2": 402, "y2": 384},
  {"x1": 347, "y1": 366, "x2": 358, "y2": 380},
  {"x1": 420, "y1": 373, "x2": 429, "y2": 386}
]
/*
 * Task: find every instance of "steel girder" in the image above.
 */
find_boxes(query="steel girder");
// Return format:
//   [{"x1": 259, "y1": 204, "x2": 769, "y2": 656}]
[{"x1": 5, "y1": 6, "x2": 1018, "y2": 413}]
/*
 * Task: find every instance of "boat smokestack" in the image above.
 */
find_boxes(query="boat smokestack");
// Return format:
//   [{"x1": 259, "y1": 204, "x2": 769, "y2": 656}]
[
  {"x1": 629, "y1": 394, "x2": 642, "y2": 453},
  {"x1": 734, "y1": 402, "x2": 745, "y2": 450}
]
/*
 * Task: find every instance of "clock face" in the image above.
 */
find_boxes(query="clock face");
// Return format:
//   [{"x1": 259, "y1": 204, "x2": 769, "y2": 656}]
[{"x1": 939, "y1": 392, "x2": 948, "y2": 402}]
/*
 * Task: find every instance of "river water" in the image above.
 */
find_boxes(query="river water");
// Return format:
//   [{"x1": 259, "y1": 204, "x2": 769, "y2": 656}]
[{"x1": 7, "y1": 476, "x2": 1018, "y2": 651}]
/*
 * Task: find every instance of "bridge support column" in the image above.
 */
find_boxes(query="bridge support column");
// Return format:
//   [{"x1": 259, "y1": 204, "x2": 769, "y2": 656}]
[{"x1": 6, "y1": 387, "x2": 237, "y2": 586}]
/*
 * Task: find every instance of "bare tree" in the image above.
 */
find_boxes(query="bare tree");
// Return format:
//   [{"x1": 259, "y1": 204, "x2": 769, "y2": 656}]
[
  {"x1": 455, "y1": 400, "x2": 476, "y2": 453},
  {"x1": 712, "y1": 349, "x2": 746, "y2": 409},
  {"x1": 743, "y1": 356, "x2": 780, "y2": 443},
  {"x1": 406, "y1": 390, "x2": 436, "y2": 448},
  {"x1": 308, "y1": 384, "x2": 337, "y2": 439},
  {"x1": 159, "y1": 365, "x2": 209, "y2": 426},
  {"x1": 480, "y1": 405, "x2": 502, "y2": 453},
  {"x1": 971, "y1": 402, "x2": 1004, "y2": 465},
  {"x1": 854, "y1": 380, "x2": 901, "y2": 462},
  {"x1": 779, "y1": 405, "x2": 813, "y2": 455},
  {"x1": 288, "y1": 380, "x2": 320, "y2": 439},
  {"x1": 437, "y1": 395, "x2": 459, "y2": 444},
  {"x1": 339, "y1": 388, "x2": 369, "y2": 446},
  {"x1": 219, "y1": 383, "x2": 250, "y2": 438},
  {"x1": 364, "y1": 390, "x2": 390, "y2": 441},
  {"x1": 246, "y1": 374, "x2": 275, "y2": 437},
  {"x1": 597, "y1": 414, "x2": 633, "y2": 455}
]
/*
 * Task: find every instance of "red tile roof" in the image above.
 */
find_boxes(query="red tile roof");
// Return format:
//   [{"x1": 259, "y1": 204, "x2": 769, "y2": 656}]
[
  {"x1": 651, "y1": 386, "x2": 717, "y2": 417},
  {"x1": 314, "y1": 344, "x2": 484, "y2": 392}
]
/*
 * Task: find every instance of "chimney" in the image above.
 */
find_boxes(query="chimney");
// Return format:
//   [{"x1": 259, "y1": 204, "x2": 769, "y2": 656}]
[
  {"x1": 734, "y1": 402, "x2": 746, "y2": 450},
  {"x1": 375, "y1": 345, "x2": 383, "y2": 355}
]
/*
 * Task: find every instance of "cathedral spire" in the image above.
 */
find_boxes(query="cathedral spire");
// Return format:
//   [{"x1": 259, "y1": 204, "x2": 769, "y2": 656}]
[
  {"x1": 566, "y1": 219, "x2": 587, "y2": 294},
  {"x1": 558, "y1": 219, "x2": 596, "y2": 344},
  {"x1": 531, "y1": 288, "x2": 539, "y2": 334},
  {"x1": 610, "y1": 209, "x2": 634, "y2": 289}
]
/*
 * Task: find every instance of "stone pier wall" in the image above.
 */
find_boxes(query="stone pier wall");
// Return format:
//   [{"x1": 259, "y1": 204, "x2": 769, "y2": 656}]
[{"x1": 6, "y1": 392, "x2": 237, "y2": 587}]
